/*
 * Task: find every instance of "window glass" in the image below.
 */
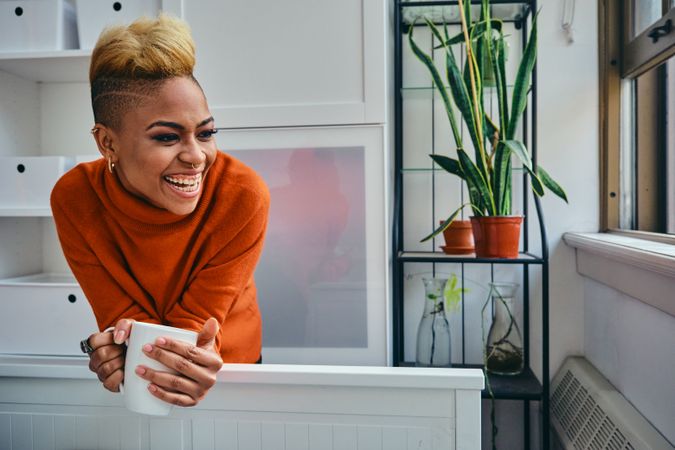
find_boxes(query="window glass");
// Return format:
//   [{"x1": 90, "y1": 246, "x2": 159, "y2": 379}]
[
  {"x1": 619, "y1": 56, "x2": 675, "y2": 232},
  {"x1": 231, "y1": 147, "x2": 369, "y2": 348},
  {"x1": 619, "y1": 79, "x2": 636, "y2": 230},
  {"x1": 631, "y1": 0, "x2": 664, "y2": 39}
]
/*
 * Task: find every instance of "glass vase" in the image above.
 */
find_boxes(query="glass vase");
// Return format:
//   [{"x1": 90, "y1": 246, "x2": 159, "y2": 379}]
[
  {"x1": 416, "y1": 277, "x2": 451, "y2": 367},
  {"x1": 483, "y1": 282, "x2": 524, "y2": 375}
]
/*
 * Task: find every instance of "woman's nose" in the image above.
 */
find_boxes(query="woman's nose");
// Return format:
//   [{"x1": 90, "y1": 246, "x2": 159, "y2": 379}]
[{"x1": 180, "y1": 137, "x2": 206, "y2": 167}]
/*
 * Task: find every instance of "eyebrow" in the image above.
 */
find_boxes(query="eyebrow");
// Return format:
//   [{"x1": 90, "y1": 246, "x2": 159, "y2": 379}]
[{"x1": 145, "y1": 116, "x2": 214, "y2": 131}]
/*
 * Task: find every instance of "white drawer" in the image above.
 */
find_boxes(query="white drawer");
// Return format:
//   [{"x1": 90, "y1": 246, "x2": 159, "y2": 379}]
[
  {"x1": 0, "y1": 0, "x2": 78, "y2": 52},
  {"x1": 0, "y1": 273, "x2": 98, "y2": 355},
  {"x1": 0, "y1": 156, "x2": 73, "y2": 212},
  {"x1": 75, "y1": 0, "x2": 160, "y2": 50}
]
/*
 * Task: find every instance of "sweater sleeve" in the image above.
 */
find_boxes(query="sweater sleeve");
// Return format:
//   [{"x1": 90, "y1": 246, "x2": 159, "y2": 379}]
[
  {"x1": 163, "y1": 191, "x2": 270, "y2": 352},
  {"x1": 51, "y1": 196, "x2": 161, "y2": 331}
]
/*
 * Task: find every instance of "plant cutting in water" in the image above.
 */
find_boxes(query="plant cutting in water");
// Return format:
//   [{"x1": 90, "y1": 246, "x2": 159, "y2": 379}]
[
  {"x1": 416, "y1": 274, "x2": 468, "y2": 367},
  {"x1": 442, "y1": 273, "x2": 468, "y2": 312},
  {"x1": 481, "y1": 281, "x2": 523, "y2": 450},
  {"x1": 483, "y1": 295, "x2": 523, "y2": 374}
]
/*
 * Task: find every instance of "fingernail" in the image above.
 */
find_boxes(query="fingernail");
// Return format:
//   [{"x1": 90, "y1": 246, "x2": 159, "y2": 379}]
[
  {"x1": 156, "y1": 337, "x2": 167, "y2": 345},
  {"x1": 135, "y1": 366, "x2": 146, "y2": 375},
  {"x1": 148, "y1": 384, "x2": 157, "y2": 392},
  {"x1": 143, "y1": 344, "x2": 153, "y2": 353},
  {"x1": 114, "y1": 330, "x2": 125, "y2": 344}
]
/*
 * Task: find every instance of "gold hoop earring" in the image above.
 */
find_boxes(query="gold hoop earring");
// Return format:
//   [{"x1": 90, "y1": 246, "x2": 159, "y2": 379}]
[{"x1": 107, "y1": 158, "x2": 115, "y2": 174}]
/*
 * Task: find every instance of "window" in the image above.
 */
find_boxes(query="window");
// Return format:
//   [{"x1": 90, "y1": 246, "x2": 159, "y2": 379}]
[{"x1": 600, "y1": 0, "x2": 675, "y2": 235}]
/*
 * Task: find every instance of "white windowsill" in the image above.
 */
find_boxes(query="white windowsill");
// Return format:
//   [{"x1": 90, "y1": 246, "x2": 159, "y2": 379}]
[{"x1": 563, "y1": 232, "x2": 675, "y2": 317}]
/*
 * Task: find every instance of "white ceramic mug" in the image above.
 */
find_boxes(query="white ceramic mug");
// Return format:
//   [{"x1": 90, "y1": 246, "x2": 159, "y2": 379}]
[{"x1": 121, "y1": 322, "x2": 198, "y2": 416}]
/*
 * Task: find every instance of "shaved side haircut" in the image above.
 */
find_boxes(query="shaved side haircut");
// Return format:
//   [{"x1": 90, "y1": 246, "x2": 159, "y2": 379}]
[{"x1": 89, "y1": 14, "x2": 200, "y2": 130}]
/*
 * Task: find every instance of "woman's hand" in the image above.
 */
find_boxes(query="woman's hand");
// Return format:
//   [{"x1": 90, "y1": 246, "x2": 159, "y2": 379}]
[
  {"x1": 86, "y1": 318, "x2": 134, "y2": 393},
  {"x1": 135, "y1": 317, "x2": 223, "y2": 407}
]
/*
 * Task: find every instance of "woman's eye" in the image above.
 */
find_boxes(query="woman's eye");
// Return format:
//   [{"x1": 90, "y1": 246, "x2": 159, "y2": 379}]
[
  {"x1": 152, "y1": 133, "x2": 179, "y2": 143},
  {"x1": 198, "y1": 129, "x2": 218, "y2": 140}
]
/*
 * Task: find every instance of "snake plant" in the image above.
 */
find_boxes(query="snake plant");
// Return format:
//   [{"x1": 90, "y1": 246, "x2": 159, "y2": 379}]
[{"x1": 411, "y1": 0, "x2": 568, "y2": 242}]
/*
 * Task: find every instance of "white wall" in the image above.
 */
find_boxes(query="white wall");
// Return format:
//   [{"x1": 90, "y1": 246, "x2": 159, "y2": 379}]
[
  {"x1": 583, "y1": 278, "x2": 675, "y2": 444},
  {"x1": 537, "y1": 0, "x2": 599, "y2": 379}
]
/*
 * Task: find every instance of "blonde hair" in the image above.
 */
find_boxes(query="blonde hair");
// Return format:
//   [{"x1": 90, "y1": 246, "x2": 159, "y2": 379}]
[{"x1": 89, "y1": 14, "x2": 200, "y2": 129}]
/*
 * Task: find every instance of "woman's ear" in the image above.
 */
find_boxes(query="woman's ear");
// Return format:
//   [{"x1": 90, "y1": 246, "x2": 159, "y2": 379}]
[{"x1": 91, "y1": 124, "x2": 118, "y2": 162}]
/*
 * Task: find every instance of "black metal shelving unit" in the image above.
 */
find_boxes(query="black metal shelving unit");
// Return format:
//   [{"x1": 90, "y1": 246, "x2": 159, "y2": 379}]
[{"x1": 392, "y1": 1, "x2": 550, "y2": 448}]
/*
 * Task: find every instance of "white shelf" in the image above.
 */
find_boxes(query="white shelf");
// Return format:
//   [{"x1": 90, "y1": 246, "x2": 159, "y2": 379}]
[
  {"x1": 0, "y1": 272, "x2": 77, "y2": 287},
  {"x1": 0, "y1": 49, "x2": 90, "y2": 83},
  {"x1": 0, "y1": 207, "x2": 52, "y2": 217}
]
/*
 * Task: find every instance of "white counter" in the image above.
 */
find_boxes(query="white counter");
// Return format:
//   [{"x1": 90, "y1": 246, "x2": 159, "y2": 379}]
[{"x1": 0, "y1": 355, "x2": 483, "y2": 449}]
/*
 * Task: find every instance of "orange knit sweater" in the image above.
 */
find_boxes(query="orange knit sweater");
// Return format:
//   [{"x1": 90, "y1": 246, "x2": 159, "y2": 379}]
[{"x1": 51, "y1": 152, "x2": 269, "y2": 363}]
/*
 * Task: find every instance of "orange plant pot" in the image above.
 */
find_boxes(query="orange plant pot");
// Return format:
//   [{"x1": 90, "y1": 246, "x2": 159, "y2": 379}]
[
  {"x1": 440, "y1": 219, "x2": 475, "y2": 255},
  {"x1": 470, "y1": 216, "x2": 523, "y2": 259}
]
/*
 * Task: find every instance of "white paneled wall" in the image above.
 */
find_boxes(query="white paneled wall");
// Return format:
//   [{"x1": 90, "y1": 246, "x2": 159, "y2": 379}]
[
  {"x1": 0, "y1": 414, "x2": 454, "y2": 450},
  {"x1": 0, "y1": 360, "x2": 484, "y2": 450}
]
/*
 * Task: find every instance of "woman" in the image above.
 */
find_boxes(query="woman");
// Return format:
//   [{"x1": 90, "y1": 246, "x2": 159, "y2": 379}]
[{"x1": 51, "y1": 14, "x2": 269, "y2": 407}]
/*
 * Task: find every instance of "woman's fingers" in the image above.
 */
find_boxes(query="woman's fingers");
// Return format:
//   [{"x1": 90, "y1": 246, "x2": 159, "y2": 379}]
[
  {"x1": 113, "y1": 318, "x2": 135, "y2": 345},
  {"x1": 102, "y1": 366, "x2": 124, "y2": 393},
  {"x1": 86, "y1": 329, "x2": 114, "y2": 350},
  {"x1": 96, "y1": 356, "x2": 125, "y2": 383},
  {"x1": 152, "y1": 337, "x2": 222, "y2": 371},
  {"x1": 88, "y1": 342, "x2": 125, "y2": 373},
  {"x1": 135, "y1": 365, "x2": 204, "y2": 404},
  {"x1": 196, "y1": 317, "x2": 219, "y2": 349},
  {"x1": 142, "y1": 343, "x2": 218, "y2": 388},
  {"x1": 146, "y1": 380, "x2": 199, "y2": 407}
]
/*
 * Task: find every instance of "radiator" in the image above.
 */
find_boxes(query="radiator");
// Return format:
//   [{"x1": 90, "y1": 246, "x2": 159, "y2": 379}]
[{"x1": 550, "y1": 357, "x2": 673, "y2": 450}]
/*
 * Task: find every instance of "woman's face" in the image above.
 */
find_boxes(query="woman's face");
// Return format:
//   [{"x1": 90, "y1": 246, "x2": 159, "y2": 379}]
[{"x1": 102, "y1": 76, "x2": 218, "y2": 216}]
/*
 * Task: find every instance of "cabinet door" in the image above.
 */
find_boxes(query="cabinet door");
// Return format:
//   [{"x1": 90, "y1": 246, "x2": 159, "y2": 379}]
[
  {"x1": 181, "y1": 0, "x2": 385, "y2": 128},
  {"x1": 217, "y1": 125, "x2": 387, "y2": 365},
  {"x1": 0, "y1": 284, "x2": 97, "y2": 355}
]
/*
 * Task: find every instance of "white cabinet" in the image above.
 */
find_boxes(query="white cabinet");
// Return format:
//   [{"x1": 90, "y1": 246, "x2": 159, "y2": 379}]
[
  {"x1": 185, "y1": 0, "x2": 386, "y2": 128},
  {"x1": 0, "y1": 0, "x2": 386, "y2": 127},
  {"x1": 0, "y1": 156, "x2": 73, "y2": 216},
  {"x1": 0, "y1": 274, "x2": 97, "y2": 355},
  {"x1": 0, "y1": 1, "x2": 390, "y2": 364}
]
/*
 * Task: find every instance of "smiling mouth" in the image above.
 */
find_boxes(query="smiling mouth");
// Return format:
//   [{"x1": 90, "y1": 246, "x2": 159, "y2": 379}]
[{"x1": 163, "y1": 173, "x2": 202, "y2": 193}]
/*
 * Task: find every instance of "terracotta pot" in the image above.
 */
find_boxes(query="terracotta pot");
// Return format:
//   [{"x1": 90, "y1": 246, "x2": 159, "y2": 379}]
[
  {"x1": 470, "y1": 216, "x2": 523, "y2": 258},
  {"x1": 440, "y1": 219, "x2": 475, "y2": 255}
]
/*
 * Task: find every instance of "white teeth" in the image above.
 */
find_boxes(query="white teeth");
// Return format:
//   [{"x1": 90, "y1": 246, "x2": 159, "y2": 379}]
[{"x1": 164, "y1": 173, "x2": 202, "y2": 192}]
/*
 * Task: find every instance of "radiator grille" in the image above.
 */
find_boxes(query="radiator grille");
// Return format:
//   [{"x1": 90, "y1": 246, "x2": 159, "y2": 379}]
[{"x1": 551, "y1": 358, "x2": 672, "y2": 450}]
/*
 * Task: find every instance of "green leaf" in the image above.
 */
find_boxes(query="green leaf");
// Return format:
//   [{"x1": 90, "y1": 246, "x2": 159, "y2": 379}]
[
  {"x1": 507, "y1": 12, "x2": 538, "y2": 140},
  {"x1": 444, "y1": 273, "x2": 468, "y2": 313},
  {"x1": 484, "y1": 114, "x2": 499, "y2": 150},
  {"x1": 437, "y1": 20, "x2": 504, "y2": 48},
  {"x1": 529, "y1": 170, "x2": 545, "y2": 197},
  {"x1": 444, "y1": 44, "x2": 484, "y2": 171},
  {"x1": 408, "y1": 22, "x2": 463, "y2": 148},
  {"x1": 537, "y1": 166, "x2": 568, "y2": 203},
  {"x1": 430, "y1": 154, "x2": 465, "y2": 179},
  {"x1": 496, "y1": 32, "x2": 509, "y2": 133},
  {"x1": 420, "y1": 203, "x2": 467, "y2": 242},
  {"x1": 492, "y1": 141, "x2": 511, "y2": 214},
  {"x1": 502, "y1": 140, "x2": 545, "y2": 196},
  {"x1": 502, "y1": 140, "x2": 532, "y2": 171},
  {"x1": 458, "y1": 149, "x2": 495, "y2": 214}
]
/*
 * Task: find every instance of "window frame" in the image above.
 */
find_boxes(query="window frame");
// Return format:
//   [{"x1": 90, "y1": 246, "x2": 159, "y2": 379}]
[{"x1": 600, "y1": 0, "x2": 675, "y2": 240}]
